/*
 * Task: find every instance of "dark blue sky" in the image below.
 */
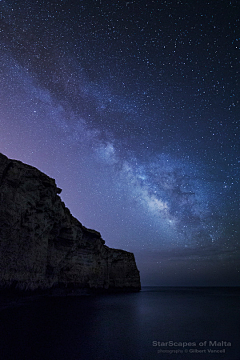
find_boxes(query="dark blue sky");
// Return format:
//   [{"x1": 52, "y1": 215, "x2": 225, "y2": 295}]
[{"x1": 1, "y1": 0, "x2": 239, "y2": 285}]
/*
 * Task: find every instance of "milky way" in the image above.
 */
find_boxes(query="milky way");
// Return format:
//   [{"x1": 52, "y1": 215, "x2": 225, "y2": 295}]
[{"x1": 0, "y1": 0, "x2": 239, "y2": 285}]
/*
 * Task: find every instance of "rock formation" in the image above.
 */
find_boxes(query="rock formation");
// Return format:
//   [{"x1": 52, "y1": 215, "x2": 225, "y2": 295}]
[{"x1": 0, "y1": 153, "x2": 141, "y2": 293}]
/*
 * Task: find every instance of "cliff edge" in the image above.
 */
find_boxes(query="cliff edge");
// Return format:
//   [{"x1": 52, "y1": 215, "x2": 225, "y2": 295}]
[{"x1": 0, "y1": 153, "x2": 141, "y2": 293}]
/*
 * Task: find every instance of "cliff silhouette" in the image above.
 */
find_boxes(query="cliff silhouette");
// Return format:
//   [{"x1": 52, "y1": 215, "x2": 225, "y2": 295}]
[{"x1": 0, "y1": 153, "x2": 141, "y2": 294}]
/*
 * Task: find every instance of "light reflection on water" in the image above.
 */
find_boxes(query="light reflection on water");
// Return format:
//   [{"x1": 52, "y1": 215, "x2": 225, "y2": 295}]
[{"x1": 0, "y1": 287, "x2": 239, "y2": 360}]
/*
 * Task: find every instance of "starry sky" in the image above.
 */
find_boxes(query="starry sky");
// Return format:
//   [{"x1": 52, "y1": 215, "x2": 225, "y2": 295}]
[{"x1": 0, "y1": 0, "x2": 239, "y2": 286}]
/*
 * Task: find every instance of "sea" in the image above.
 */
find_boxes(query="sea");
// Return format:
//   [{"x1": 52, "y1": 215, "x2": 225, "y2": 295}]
[{"x1": 0, "y1": 286, "x2": 239, "y2": 360}]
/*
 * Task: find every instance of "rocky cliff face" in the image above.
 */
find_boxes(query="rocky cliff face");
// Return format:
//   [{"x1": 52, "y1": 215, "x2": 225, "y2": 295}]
[{"x1": 0, "y1": 153, "x2": 141, "y2": 293}]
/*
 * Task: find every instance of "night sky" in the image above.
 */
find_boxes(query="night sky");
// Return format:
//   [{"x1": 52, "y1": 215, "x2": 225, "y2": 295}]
[{"x1": 1, "y1": 0, "x2": 239, "y2": 286}]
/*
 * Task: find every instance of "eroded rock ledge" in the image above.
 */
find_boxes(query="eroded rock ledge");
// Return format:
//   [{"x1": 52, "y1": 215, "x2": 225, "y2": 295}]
[{"x1": 0, "y1": 153, "x2": 141, "y2": 293}]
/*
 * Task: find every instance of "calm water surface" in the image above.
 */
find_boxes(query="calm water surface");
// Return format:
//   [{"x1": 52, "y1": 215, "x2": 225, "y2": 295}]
[{"x1": 0, "y1": 287, "x2": 239, "y2": 360}]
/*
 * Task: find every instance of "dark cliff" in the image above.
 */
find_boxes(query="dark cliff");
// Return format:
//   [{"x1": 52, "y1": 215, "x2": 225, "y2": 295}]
[{"x1": 0, "y1": 153, "x2": 141, "y2": 293}]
